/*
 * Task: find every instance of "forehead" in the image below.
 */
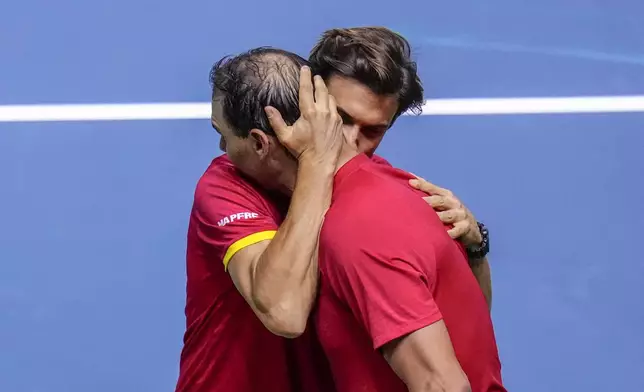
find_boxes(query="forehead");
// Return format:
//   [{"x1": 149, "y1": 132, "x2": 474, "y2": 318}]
[
  {"x1": 210, "y1": 97, "x2": 227, "y2": 126},
  {"x1": 210, "y1": 97, "x2": 239, "y2": 139},
  {"x1": 326, "y1": 75, "x2": 398, "y2": 126}
]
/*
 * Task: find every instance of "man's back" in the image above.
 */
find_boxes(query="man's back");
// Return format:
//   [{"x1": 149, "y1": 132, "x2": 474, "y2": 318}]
[{"x1": 316, "y1": 153, "x2": 504, "y2": 392}]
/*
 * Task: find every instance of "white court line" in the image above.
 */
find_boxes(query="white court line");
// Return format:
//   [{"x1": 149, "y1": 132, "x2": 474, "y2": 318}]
[{"x1": 1, "y1": 96, "x2": 644, "y2": 122}]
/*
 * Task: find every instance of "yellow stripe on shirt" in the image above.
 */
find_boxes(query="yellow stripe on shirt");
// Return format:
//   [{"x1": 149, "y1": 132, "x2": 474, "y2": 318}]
[{"x1": 223, "y1": 230, "x2": 277, "y2": 270}]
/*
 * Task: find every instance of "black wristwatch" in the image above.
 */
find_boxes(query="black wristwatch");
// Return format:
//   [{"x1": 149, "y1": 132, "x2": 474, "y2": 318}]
[{"x1": 466, "y1": 222, "x2": 489, "y2": 261}]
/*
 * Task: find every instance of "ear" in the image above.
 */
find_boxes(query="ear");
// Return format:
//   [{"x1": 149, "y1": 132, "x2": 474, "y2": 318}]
[{"x1": 248, "y1": 128, "x2": 271, "y2": 158}]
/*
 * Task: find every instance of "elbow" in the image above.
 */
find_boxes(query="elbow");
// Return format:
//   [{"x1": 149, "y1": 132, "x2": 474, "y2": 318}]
[
  {"x1": 252, "y1": 287, "x2": 284, "y2": 316},
  {"x1": 251, "y1": 284, "x2": 313, "y2": 338},
  {"x1": 269, "y1": 321, "x2": 307, "y2": 339},
  {"x1": 251, "y1": 292, "x2": 272, "y2": 315},
  {"x1": 263, "y1": 311, "x2": 308, "y2": 339},
  {"x1": 252, "y1": 295, "x2": 309, "y2": 338}
]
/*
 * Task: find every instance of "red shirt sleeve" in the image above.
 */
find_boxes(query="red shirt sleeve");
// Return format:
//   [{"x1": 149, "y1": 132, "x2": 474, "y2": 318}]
[
  {"x1": 319, "y1": 197, "x2": 443, "y2": 349},
  {"x1": 192, "y1": 165, "x2": 280, "y2": 270}
]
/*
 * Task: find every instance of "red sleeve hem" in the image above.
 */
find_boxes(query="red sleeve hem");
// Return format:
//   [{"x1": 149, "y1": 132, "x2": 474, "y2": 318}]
[{"x1": 372, "y1": 309, "x2": 443, "y2": 350}]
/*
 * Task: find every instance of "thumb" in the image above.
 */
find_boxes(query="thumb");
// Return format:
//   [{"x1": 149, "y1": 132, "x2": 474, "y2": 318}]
[{"x1": 265, "y1": 106, "x2": 289, "y2": 141}]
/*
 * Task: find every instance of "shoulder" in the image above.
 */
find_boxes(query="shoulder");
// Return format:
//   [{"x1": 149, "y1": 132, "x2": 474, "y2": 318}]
[
  {"x1": 194, "y1": 155, "x2": 276, "y2": 220},
  {"x1": 188, "y1": 155, "x2": 281, "y2": 268},
  {"x1": 323, "y1": 164, "x2": 430, "y2": 254},
  {"x1": 369, "y1": 154, "x2": 392, "y2": 167},
  {"x1": 330, "y1": 158, "x2": 421, "y2": 217},
  {"x1": 190, "y1": 154, "x2": 281, "y2": 244}
]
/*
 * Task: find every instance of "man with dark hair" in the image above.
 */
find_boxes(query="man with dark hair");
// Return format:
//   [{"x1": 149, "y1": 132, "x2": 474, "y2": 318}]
[
  {"x1": 309, "y1": 26, "x2": 424, "y2": 123},
  {"x1": 176, "y1": 48, "x2": 339, "y2": 392},
  {"x1": 308, "y1": 28, "x2": 491, "y2": 282},
  {"x1": 176, "y1": 27, "x2": 496, "y2": 392},
  {"x1": 265, "y1": 58, "x2": 504, "y2": 392}
]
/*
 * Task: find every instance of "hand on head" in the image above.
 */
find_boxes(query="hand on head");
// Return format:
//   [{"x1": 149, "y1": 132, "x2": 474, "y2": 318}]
[{"x1": 264, "y1": 66, "x2": 354, "y2": 167}]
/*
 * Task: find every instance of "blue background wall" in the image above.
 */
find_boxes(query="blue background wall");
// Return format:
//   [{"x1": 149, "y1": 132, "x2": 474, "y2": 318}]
[{"x1": 1, "y1": 0, "x2": 643, "y2": 390}]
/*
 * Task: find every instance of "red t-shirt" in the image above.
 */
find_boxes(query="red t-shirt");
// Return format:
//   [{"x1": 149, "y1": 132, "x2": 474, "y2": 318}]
[
  {"x1": 316, "y1": 153, "x2": 505, "y2": 392},
  {"x1": 176, "y1": 155, "x2": 333, "y2": 392}
]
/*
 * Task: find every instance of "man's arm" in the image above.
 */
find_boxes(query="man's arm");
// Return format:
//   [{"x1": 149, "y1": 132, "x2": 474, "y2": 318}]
[
  {"x1": 409, "y1": 177, "x2": 492, "y2": 310},
  {"x1": 228, "y1": 67, "x2": 345, "y2": 337},
  {"x1": 228, "y1": 160, "x2": 333, "y2": 337},
  {"x1": 382, "y1": 322, "x2": 471, "y2": 392},
  {"x1": 469, "y1": 257, "x2": 492, "y2": 311}
]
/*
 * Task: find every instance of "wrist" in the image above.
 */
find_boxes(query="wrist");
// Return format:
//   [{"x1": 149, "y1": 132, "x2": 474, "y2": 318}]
[
  {"x1": 299, "y1": 149, "x2": 338, "y2": 170},
  {"x1": 466, "y1": 222, "x2": 489, "y2": 261},
  {"x1": 298, "y1": 157, "x2": 336, "y2": 178},
  {"x1": 292, "y1": 160, "x2": 335, "y2": 208}
]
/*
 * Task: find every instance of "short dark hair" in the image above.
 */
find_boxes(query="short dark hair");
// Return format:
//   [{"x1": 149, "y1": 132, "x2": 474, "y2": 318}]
[
  {"x1": 210, "y1": 47, "x2": 309, "y2": 137},
  {"x1": 309, "y1": 27, "x2": 424, "y2": 118}
]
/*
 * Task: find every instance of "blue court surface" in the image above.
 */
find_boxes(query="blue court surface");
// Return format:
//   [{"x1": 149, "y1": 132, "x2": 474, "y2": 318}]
[{"x1": 1, "y1": 0, "x2": 643, "y2": 391}]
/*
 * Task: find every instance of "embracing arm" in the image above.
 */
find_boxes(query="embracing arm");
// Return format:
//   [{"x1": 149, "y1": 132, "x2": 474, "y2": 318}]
[
  {"x1": 228, "y1": 161, "x2": 333, "y2": 337},
  {"x1": 228, "y1": 66, "x2": 345, "y2": 337},
  {"x1": 469, "y1": 257, "x2": 492, "y2": 311},
  {"x1": 409, "y1": 177, "x2": 492, "y2": 310}
]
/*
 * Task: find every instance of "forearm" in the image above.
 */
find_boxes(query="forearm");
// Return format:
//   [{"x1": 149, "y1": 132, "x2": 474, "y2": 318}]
[
  {"x1": 469, "y1": 257, "x2": 492, "y2": 311},
  {"x1": 251, "y1": 161, "x2": 334, "y2": 326}
]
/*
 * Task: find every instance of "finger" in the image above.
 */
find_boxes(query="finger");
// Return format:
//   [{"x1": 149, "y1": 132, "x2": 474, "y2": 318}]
[
  {"x1": 437, "y1": 209, "x2": 467, "y2": 224},
  {"x1": 447, "y1": 220, "x2": 470, "y2": 239},
  {"x1": 409, "y1": 177, "x2": 449, "y2": 196},
  {"x1": 264, "y1": 106, "x2": 289, "y2": 140},
  {"x1": 313, "y1": 75, "x2": 329, "y2": 110},
  {"x1": 424, "y1": 195, "x2": 458, "y2": 211},
  {"x1": 299, "y1": 66, "x2": 314, "y2": 114}
]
